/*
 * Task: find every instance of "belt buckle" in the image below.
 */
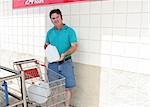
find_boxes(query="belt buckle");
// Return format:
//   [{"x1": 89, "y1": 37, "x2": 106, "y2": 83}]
[
  {"x1": 58, "y1": 57, "x2": 70, "y2": 64},
  {"x1": 58, "y1": 60, "x2": 65, "y2": 64}
]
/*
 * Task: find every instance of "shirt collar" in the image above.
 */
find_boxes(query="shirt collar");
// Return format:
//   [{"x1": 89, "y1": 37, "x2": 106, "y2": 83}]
[{"x1": 53, "y1": 24, "x2": 68, "y2": 31}]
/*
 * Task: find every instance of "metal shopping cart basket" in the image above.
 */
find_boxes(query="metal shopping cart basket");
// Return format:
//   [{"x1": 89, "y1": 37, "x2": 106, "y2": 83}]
[{"x1": 13, "y1": 59, "x2": 66, "y2": 107}]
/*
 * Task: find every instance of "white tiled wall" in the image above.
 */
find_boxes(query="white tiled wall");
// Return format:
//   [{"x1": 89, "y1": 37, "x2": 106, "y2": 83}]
[
  {"x1": 0, "y1": 1, "x2": 46, "y2": 59},
  {"x1": 100, "y1": 0, "x2": 150, "y2": 75},
  {"x1": 0, "y1": 0, "x2": 101, "y2": 67}
]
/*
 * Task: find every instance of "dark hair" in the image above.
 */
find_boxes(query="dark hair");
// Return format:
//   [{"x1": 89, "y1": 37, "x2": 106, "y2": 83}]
[{"x1": 49, "y1": 9, "x2": 63, "y2": 19}]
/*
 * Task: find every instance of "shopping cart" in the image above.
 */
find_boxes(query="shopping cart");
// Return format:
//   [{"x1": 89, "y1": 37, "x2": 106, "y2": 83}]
[{"x1": 13, "y1": 59, "x2": 66, "y2": 107}]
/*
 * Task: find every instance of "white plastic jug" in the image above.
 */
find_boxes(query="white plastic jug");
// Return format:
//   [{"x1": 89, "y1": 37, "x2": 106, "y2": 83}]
[
  {"x1": 27, "y1": 82, "x2": 50, "y2": 104},
  {"x1": 45, "y1": 45, "x2": 60, "y2": 63}
]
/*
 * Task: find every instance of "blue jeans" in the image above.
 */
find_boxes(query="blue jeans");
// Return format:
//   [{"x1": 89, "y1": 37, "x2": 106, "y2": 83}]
[{"x1": 48, "y1": 59, "x2": 76, "y2": 88}]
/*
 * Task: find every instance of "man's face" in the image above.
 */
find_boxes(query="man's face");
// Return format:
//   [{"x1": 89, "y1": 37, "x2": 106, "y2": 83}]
[{"x1": 51, "y1": 13, "x2": 62, "y2": 26}]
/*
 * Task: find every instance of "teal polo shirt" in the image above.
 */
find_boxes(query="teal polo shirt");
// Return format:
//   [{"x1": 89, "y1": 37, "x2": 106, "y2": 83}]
[{"x1": 45, "y1": 25, "x2": 77, "y2": 56}]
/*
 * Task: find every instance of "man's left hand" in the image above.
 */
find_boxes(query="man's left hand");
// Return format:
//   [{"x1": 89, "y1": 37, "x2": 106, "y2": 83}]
[{"x1": 58, "y1": 53, "x2": 65, "y2": 61}]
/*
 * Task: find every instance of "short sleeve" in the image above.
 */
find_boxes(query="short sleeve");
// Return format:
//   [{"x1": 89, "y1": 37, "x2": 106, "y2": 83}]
[
  {"x1": 45, "y1": 31, "x2": 50, "y2": 44},
  {"x1": 69, "y1": 28, "x2": 77, "y2": 43}
]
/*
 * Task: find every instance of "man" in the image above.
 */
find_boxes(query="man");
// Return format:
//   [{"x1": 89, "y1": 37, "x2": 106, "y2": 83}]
[{"x1": 44, "y1": 9, "x2": 78, "y2": 107}]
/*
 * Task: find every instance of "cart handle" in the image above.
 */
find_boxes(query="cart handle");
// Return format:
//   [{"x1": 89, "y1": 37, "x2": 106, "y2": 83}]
[
  {"x1": 13, "y1": 59, "x2": 36, "y2": 65},
  {"x1": 13, "y1": 59, "x2": 46, "y2": 67},
  {"x1": 35, "y1": 60, "x2": 46, "y2": 67}
]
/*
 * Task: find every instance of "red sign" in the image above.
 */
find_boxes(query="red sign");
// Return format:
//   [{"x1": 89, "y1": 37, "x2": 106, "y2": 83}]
[{"x1": 13, "y1": 0, "x2": 90, "y2": 9}]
